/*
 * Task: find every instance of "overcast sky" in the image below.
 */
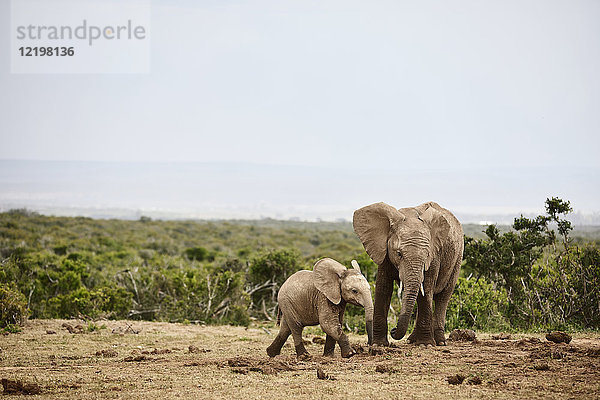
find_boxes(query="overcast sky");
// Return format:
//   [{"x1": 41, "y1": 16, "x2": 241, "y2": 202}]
[{"x1": 1, "y1": 0, "x2": 599, "y2": 218}]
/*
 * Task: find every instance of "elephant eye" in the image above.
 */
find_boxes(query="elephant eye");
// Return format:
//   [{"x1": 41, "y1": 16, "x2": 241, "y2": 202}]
[
  {"x1": 352, "y1": 289, "x2": 358, "y2": 294},
  {"x1": 396, "y1": 250, "x2": 403, "y2": 258}
]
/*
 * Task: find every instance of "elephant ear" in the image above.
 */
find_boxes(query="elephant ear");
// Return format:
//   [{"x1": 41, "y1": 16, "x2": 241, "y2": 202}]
[
  {"x1": 313, "y1": 258, "x2": 347, "y2": 305},
  {"x1": 416, "y1": 202, "x2": 450, "y2": 267},
  {"x1": 353, "y1": 202, "x2": 405, "y2": 265}
]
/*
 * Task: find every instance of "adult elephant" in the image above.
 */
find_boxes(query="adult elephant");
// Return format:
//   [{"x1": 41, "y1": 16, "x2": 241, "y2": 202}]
[{"x1": 353, "y1": 201, "x2": 463, "y2": 346}]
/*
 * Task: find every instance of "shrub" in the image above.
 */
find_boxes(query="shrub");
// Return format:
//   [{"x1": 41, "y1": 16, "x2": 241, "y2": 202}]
[
  {"x1": 446, "y1": 276, "x2": 510, "y2": 331},
  {"x1": 247, "y1": 248, "x2": 303, "y2": 317},
  {"x1": 46, "y1": 286, "x2": 133, "y2": 319},
  {"x1": 184, "y1": 246, "x2": 213, "y2": 262},
  {"x1": 0, "y1": 283, "x2": 28, "y2": 328}
]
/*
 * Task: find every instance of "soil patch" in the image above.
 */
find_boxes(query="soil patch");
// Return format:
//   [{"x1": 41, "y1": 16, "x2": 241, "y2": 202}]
[
  {"x1": 1, "y1": 379, "x2": 42, "y2": 395},
  {"x1": 225, "y1": 356, "x2": 297, "y2": 375},
  {"x1": 95, "y1": 349, "x2": 118, "y2": 357},
  {"x1": 447, "y1": 374, "x2": 465, "y2": 385}
]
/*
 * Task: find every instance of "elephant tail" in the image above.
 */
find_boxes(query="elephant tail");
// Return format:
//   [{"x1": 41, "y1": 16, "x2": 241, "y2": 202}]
[{"x1": 276, "y1": 307, "x2": 282, "y2": 326}]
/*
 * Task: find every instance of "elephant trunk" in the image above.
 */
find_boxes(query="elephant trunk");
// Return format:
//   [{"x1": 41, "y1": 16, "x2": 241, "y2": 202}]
[
  {"x1": 391, "y1": 276, "x2": 420, "y2": 340},
  {"x1": 363, "y1": 294, "x2": 374, "y2": 345}
]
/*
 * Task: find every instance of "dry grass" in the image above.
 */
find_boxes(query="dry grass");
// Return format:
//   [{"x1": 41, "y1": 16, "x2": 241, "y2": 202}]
[{"x1": 1, "y1": 320, "x2": 599, "y2": 399}]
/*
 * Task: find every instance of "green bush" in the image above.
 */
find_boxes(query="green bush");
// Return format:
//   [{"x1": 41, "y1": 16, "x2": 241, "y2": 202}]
[
  {"x1": 247, "y1": 248, "x2": 303, "y2": 317},
  {"x1": 46, "y1": 286, "x2": 133, "y2": 319},
  {"x1": 0, "y1": 283, "x2": 28, "y2": 328},
  {"x1": 446, "y1": 276, "x2": 510, "y2": 331}
]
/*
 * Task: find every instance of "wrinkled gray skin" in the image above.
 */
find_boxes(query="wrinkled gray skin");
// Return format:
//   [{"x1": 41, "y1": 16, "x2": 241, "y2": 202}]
[
  {"x1": 353, "y1": 202, "x2": 463, "y2": 346},
  {"x1": 266, "y1": 258, "x2": 374, "y2": 358}
]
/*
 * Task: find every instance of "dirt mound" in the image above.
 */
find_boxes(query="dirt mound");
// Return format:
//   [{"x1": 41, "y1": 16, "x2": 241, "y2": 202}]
[
  {"x1": 95, "y1": 349, "x2": 118, "y2": 357},
  {"x1": 375, "y1": 364, "x2": 398, "y2": 374},
  {"x1": 188, "y1": 345, "x2": 211, "y2": 354},
  {"x1": 225, "y1": 356, "x2": 297, "y2": 375},
  {"x1": 491, "y1": 333, "x2": 511, "y2": 340},
  {"x1": 111, "y1": 323, "x2": 140, "y2": 335},
  {"x1": 467, "y1": 376, "x2": 482, "y2": 385},
  {"x1": 141, "y1": 348, "x2": 171, "y2": 355},
  {"x1": 449, "y1": 329, "x2": 476, "y2": 342},
  {"x1": 533, "y1": 362, "x2": 550, "y2": 371},
  {"x1": 124, "y1": 351, "x2": 156, "y2": 362},
  {"x1": 62, "y1": 323, "x2": 84, "y2": 334},
  {"x1": 351, "y1": 343, "x2": 366, "y2": 354},
  {"x1": 316, "y1": 366, "x2": 336, "y2": 380},
  {"x1": 516, "y1": 337, "x2": 541, "y2": 346},
  {"x1": 447, "y1": 374, "x2": 465, "y2": 385},
  {"x1": 546, "y1": 331, "x2": 572, "y2": 344},
  {"x1": 1, "y1": 379, "x2": 41, "y2": 395}
]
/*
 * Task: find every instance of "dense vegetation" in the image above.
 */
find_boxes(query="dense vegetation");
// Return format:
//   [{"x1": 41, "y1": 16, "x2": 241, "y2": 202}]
[{"x1": 1, "y1": 198, "x2": 598, "y2": 333}]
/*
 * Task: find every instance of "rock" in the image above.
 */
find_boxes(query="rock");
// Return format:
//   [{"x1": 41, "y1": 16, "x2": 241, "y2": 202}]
[
  {"x1": 546, "y1": 331, "x2": 572, "y2": 344},
  {"x1": 449, "y1": 329, "x2": 476, "y2": 342}
]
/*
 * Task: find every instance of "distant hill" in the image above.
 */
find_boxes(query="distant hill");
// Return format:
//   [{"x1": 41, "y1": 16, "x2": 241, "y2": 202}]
[{"x1": 1, "y1": 159, "x2": 599, "y2": 225}]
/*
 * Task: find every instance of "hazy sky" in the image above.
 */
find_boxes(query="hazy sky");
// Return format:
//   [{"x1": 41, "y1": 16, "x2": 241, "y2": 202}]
[{"x1": 1, "y1": 1, "x2": 599, "y2": 218}]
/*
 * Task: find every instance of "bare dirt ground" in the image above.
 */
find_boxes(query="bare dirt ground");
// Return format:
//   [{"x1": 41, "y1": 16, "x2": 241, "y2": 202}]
[{"x1": 1, "y1": 320, "x2": 599, "y2": 399}]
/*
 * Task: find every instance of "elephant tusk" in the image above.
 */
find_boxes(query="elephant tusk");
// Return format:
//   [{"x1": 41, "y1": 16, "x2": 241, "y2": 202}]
[{"x1": 420, "y1": 282, "x2": 425, "y2": 297}]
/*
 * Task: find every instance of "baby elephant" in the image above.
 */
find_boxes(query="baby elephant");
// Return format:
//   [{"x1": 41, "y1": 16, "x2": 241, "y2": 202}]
[{"x1": 266, "y1": 258, "x2": 374, "y2": 358}]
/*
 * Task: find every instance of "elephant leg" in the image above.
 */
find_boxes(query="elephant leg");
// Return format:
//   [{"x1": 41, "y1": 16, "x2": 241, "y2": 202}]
[
  {"x1": 432, "y1": 286, "x2": 457, "y2": 345},
  {"x1": 323, "y1": 334, "x2": 336, "y2": 357},
  {"x1": 406, "y1": 291, "x2": 435, "y2": 346},
  {"x1": 323, "y1": 305, "x2": 347, "y2": 357},
  {"x1": 266, "y1": 316, "x2": 292, "y2": 357},
  {"x1": 432, "y1": 261, "x2": 461, "y2": 345},
  {"x1": 320, "y1": 323, "x2": 353, "y2": 358},
  {"x1": 289, "y1": 323, "x2": 309, "y2": 358},
  {"x1": 373, "y1": 261, "x2": 396, "y2": 346}
]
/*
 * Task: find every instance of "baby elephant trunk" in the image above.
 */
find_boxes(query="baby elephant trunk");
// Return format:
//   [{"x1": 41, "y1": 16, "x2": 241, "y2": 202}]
[{"x1": 363, "y1": 294, "x2": 374, "y2": 345}]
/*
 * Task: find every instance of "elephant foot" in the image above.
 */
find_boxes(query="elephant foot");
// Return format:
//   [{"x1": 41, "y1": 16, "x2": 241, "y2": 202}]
[
  {"x1": 322, "y1": 349, "x2": 334, "y2": 357},
  {"x1": 390, "y1": 327, "x2": 405, "y2": 340},
  {"x1": 434, "y1": 329, "x2": 447, "y2": 346},
  {"x1": 340, "y1": 347, "x2": 355, "y2": 358},
  {"x1": 266, "y1": 345, "x2": 281, "y2": 358},
  {"x1": 295, "y1": 343, "x2": 310, "y2": 359},
  {"x1": 372, "y1": 334, "x2": 390, "y2": 347},
  {"x1": 338, "y1": 335, "x2": 355, "y2": 358},
  {"x1": 373, "y1": 338, "x2": 390, "y2": 347},
  {"x1": 407, "y1": 330, "x2": 436, "y2": 346}
]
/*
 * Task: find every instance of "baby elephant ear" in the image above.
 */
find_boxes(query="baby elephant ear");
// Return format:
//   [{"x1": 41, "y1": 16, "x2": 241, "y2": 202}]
[{"x1": 313, "y1": 258, "x2": 347, "y2": 305}]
